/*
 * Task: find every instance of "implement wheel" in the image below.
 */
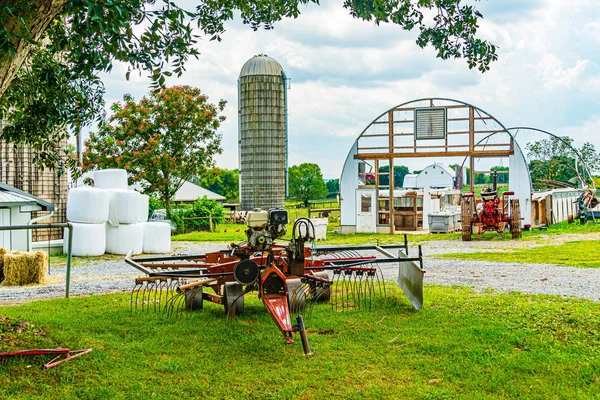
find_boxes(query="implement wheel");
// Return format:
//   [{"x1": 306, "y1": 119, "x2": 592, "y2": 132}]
[
  {"x1": 287, "y1": 278, "x2": 306, "y2": 313},
  {"x1": 310, "y1": 271, "x2": 331, "y2": 302},
  {"x1": 510, "y1": 199, "x2": 522, "y2": 239},
  {"x1": 184, "y1": 287, "x2": 204, "y2": 311},
  {"x1": 224, "y1": 282, "x2": 244, "y2": 315},
  {"x1": 461, "y1": 198, "x2": 473, "y2": 242}
]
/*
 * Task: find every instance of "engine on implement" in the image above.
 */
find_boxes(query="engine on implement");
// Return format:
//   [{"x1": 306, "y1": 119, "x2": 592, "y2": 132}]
[
  {"x1": 126, "y1": 209, "x2": 425, "y2": 355},
  {"x1": 461, "y1": 172, "x2": 522, "y2": 241}
]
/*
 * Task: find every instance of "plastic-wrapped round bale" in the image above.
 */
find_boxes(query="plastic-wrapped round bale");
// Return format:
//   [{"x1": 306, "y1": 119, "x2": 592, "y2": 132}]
[
  {"x1": 63, "y1": 223, "x2": 106, "y2": 257},
  {"x1": 94, "y1": 169, "x2": 128, "y2": 190},
  {"x1": 66, "y1": 186, "x2": 109, "y2": 224},
  {"x1": 137, "y1": 193, "x2": 149, "y2": 222},
  {"x1": 142, "y1": 222, "x2": 171, "y2": 254},
  {"x1": 106, "y1": 189, "x2": 142, "y2": 225},
  {"x1": 105, "y1": 223, "x2": 143, "y2": 255}
]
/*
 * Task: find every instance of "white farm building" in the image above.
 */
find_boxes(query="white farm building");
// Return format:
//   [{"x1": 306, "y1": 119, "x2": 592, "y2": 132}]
[{"x1": 402, "y1": 164, "x2": 457, "y2": 189}]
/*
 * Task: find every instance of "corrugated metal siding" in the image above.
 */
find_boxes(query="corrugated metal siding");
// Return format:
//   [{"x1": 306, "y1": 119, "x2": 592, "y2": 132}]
[
  {"x1": 0, "y1": 191, "x2": 32, "y2": 204},
  {"x1": 239, "y1": 70, "x2": 286, "y2": 211},
  {"x1": 0, "y1": 126, "x2": 67, "y2": 241}
]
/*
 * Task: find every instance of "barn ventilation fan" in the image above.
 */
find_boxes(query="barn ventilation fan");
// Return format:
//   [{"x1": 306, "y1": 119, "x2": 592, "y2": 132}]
[{"x1": 414, "y1": 107, "x2": 446, "y2": 140}]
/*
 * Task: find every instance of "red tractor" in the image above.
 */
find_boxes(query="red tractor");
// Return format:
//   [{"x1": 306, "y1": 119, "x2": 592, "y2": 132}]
[{"x1": 461, "y1": 173, "x2": 522, "y2": 241}]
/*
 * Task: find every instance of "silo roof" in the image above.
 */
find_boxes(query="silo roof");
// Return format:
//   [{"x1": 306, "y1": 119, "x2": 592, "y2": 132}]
[{"x1": 239, "y1": 55, "x2": 284, "y2": 78}]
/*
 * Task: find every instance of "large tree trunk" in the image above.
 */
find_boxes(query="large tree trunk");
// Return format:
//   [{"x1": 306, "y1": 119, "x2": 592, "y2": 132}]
[{"x1": 0, "y1": 0, "x2": 67, "y2": 99}]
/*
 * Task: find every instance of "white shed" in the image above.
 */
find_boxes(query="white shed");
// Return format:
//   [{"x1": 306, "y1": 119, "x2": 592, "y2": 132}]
[{"x1": 0, "y1": 182, "x2": 55, "y2": 251}]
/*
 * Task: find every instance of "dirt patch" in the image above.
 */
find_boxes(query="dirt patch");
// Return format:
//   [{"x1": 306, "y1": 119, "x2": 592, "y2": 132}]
[{"x1": 0, "y1": 317, "x2": 50, "y2": 353}]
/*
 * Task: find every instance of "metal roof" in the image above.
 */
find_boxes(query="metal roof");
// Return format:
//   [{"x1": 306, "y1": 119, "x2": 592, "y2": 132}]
[
  {"x1": 239, "y1": 55, "x2": 284, "y2": 78},
  {"x1": 173, "y1": 181, "x2": 226, "y2": 202},
  {"x1": 0, "y1": 182, "x2": 55, "y2": 211}
]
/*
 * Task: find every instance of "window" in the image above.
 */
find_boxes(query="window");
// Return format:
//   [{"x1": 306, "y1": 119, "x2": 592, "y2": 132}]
[{"x1": 361, "y1": 194, "x2": 372, "y2": 212}]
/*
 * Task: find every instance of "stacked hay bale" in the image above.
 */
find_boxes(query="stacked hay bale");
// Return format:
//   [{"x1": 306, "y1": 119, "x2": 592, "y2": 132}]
[
  {"x1": 0, "y1": 250, "x2": 48, "y2": 286},
  {"x1": 64, "y1": 186, "x2": 109, "y2": 256},
  {"x1": 65, "y1": 168, "x2": 170, "y2": 256},
  {"x1": 0, "y1": 247, "x2": 5, "y2": 283}
]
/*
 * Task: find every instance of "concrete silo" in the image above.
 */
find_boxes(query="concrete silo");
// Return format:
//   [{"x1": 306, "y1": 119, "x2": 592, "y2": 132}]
[{"x1": 238, "y1": 55, "x2": 288, "y2": 211}]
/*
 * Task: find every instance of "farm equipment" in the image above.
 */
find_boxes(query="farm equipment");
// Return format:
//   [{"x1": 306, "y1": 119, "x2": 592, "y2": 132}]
[
  {"x1": 575, "y1": 189, "x2": 600, "y2": 224},
  {"x1": 460, "y1": 173, "x2": 522, "y2": 241},
  {"x1": 126, "y1": 209, "x2": 425, "y2": 355}
]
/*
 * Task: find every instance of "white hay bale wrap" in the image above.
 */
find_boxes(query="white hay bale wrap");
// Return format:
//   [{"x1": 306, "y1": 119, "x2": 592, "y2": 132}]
[
  {"x1": 137, "y1": 194, "x2": 149, "y2": 222},
  {"x1": 66, "y1": 186, "x2": 109, "y2": 224},
  {"x1": 94, "y1": 169, "x2": 128, "y2": 190},
  {"x1": 142, "y1": 222, "x2": 171, "y2": 254},
  {"x1": 106, "y1": 189, "x2": 142, "y2": 225},
  {"x1": 63, "y1": 223, "x2": 106, "y2": 257},
  {"x1": 105, "y1": 223, "x2": 144, "y2": 255}
]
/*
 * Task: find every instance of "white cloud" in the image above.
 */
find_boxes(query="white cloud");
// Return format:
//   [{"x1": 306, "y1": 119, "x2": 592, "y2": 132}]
[
  {"x1": 96, "y1": 0, "x2": 600, "y2": 179},
  {"x1": 536, "y1": 55, "x2": 591, "y2": 90}
]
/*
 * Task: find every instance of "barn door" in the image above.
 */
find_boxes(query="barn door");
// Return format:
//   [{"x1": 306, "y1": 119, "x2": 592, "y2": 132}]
[
  {"x1": 356, "y1": 189, "x2": 376, "y2": 233},
  {"x1": 0, "y1": 209, "x2": 10, "y2": 250}
]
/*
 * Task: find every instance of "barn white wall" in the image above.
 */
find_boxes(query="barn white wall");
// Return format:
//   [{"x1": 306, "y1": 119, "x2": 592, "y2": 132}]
[
  {"x1": 508, "y1": 143, "x2": 532, "y2": 227},
  {"x1": 340, "y1": 141, "x2": 359, "y2": 233},
  {"x1": 7, "y1": 206, "x2": 31, "y2": 251},
  {"x1": 416, "y1": 165, "x2": 454, "y2": 189}
]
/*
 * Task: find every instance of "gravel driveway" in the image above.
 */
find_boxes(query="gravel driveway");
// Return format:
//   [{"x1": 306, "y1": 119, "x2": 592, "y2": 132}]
[{"x1": 1, "y1": 239, "x2": 599, "y2": 305}]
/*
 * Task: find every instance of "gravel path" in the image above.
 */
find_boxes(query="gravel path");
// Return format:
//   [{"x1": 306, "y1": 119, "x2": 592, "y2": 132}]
[{"x1": 1, "y1": 240, "x2": 599, "y2": 305}]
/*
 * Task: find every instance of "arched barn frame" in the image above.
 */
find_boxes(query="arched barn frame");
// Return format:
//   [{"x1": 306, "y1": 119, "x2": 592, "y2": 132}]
[{"x1": 339, "y1": 98, "x2": 532, "y2": 234}]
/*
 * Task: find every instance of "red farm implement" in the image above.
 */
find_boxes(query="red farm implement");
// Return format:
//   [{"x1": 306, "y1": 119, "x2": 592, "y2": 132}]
[
  {"x1": 461, "y1": 173, "x2": 522, "y2": 241},
  {"x1": 126, "y1": 209, "x2": 425, "y2": 355}
]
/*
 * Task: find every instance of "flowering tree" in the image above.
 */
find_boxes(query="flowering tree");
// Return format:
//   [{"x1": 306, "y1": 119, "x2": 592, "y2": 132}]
[{"x1": 83, "y1": 85, "x2": 225, "y2": 216}]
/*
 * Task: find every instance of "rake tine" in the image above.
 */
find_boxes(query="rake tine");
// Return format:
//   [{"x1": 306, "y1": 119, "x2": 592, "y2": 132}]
[
  {"x1": 153, "y1": 280, "x2": 163, "y2": 312},
  {"x1": 359, "y1": 271, "x2": 366, "y2": 310},
  {"x1": 157, "y1": 279, "x2": 167, "y2": 312},
  {"x1": 375, "y1": 266, "x2": 384, "y2": 298},
  {"x1": 164, "y1": 289, "x2": 181, "y2": 318},
  {"x1": 367, "y1": 272, "x2": 374, "y2": 311},
  {"x1": 345, "y1": 270, "x2": 354, "y2": 310},
  {"x1": 141, "y1": 281, "x2": 151, "y2": 312},
  {"x1": 332, "y1": 270, "x2": 341, "y2": 311},
  {"x1": 130, "y1": 282, "x2": 142, "y2": 313},
  {"x1": 175, "y1": 291, "x2": 187, "y2": 318},
  {"x1": 292, "y1": 282, "x2": 309, "y2": 315},
  {"x1": 135, "y1": 281, "x2": 145, "y2": 312}
]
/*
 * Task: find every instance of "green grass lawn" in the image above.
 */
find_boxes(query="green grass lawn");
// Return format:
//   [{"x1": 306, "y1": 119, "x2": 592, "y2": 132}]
[
  {"x1": 437, "y1": 240, "x2": 600, "y2": 268},
  {"x1": 1, "y1": 286, "x2": 599, "y2": 399},
  {"x1": 173, "y1": 221, "x2": 600, "y2": 246}
]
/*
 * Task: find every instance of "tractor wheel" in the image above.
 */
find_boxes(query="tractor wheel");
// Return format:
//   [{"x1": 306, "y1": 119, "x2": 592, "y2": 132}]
[
  {"x1": 223, "y1": 282, "x2": 244, "y2": 315},
  {"x1": 310, "y1": 271, "x2": 331, "y2": 302},
  {"x1": 461, "y1": 198, "x2": 472, "y2": 242},
  {"x1": 287, "y1": 278, "x2": 306, "y2": 313},
  {"x1": 510, "y1": 199, "x2": 522, "y2": 239},
  {"x1": 184, "y1": 287, "x2": 204, "y2": 311}
]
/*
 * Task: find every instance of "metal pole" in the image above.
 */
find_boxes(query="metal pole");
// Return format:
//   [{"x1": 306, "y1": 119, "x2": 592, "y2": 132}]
[
  {"x1": 0, "y1": 223, "x2": 73, "y2": 299},
  {"x1": 66, "y1": 223, "x2": 73, "y2": 298}
]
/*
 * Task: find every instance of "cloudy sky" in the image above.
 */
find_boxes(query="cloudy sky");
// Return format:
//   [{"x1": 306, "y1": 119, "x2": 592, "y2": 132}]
[{"x1": 97, "y1": 0, "x2": 600, "y2": 179}]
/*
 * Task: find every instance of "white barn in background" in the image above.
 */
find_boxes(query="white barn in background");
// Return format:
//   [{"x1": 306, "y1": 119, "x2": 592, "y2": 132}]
[{"x1": 403, "y1": 164, "x2": 456, "y2": 189}]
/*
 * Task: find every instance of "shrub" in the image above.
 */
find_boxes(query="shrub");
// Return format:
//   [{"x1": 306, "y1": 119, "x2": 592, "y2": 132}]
[{"x1": 171, "y1": 197, "x2": 225, "y2": 233}]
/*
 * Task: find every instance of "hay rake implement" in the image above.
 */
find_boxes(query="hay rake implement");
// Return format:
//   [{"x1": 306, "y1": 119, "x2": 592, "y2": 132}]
[{"x1": 126, "y1": 210, "x2": 425, "y2": 354}]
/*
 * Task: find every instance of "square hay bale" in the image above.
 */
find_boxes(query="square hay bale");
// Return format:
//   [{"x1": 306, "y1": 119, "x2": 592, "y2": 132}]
[
  {"x1": 1, "y1": 251, "x2": 48, "y2": 286},
  {"x1": 0, "y1": 247, "x2": 5, "y2": 283}
]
